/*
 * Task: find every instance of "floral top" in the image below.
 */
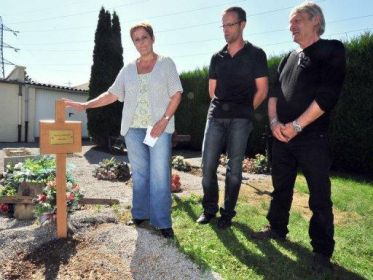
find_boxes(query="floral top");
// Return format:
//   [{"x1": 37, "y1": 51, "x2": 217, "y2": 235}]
[{"x1": 130, "y1": 73, "x2": 152, "y2": 128}]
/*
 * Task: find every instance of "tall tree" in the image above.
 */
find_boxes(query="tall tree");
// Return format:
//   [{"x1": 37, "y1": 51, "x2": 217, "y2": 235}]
[
  {"x1": 87, "y1": 7, "x2": 124, "y2": 149},
  {"x1": 111, "y1": 11, "x2": 124, "y2": 76}
]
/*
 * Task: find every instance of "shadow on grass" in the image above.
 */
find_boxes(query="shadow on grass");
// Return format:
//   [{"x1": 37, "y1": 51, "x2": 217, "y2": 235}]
[
  {"x1": 173, "y1": 195, "x2": 366, "y2": 280},
  {"x1": 244, "y1": 182, "x2": 272, "y2": 196},
  {"x1": 330, "y1": 171, "x2": 373, "y2": 184}
]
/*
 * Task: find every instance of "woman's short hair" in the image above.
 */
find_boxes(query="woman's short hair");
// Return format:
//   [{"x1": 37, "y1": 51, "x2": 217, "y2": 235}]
[
  {"x1": 224, "y1": 7, "x2": 246, "y2": 22},
  {"x1": 130, "y1": 22, "x2": 154, "y2": 40},
  {"x1": 290, "y1": 1, "x2": 325, "y2": 35}
]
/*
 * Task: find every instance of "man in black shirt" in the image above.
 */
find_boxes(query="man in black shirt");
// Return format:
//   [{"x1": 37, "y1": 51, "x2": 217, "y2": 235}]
[
  {"x1": 253, "y1": 2, "x2": 346, "y2": 272},
  {"x1": 196, "y1": 6, "x2": 268, "y2": 229}
]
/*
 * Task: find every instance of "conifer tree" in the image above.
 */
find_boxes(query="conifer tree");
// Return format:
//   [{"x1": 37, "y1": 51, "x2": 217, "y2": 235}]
[{"x1": 87, "y1": 7, "x2": 123, "y2": 149}]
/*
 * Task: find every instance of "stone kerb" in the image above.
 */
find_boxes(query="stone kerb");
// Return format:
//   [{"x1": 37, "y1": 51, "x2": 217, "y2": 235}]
[{"x1": 3, "y1": 148, "x2": 39, "y2": 169}]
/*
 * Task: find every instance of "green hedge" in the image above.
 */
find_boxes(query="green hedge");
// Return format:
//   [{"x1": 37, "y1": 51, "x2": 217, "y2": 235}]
[
  {"x1": 177, "y1": 68, "x2": 210, "y2": 150},
  {"x1": 329, "y1": 33, "x2": 373, "y2": 174},
  {"x1": 175, "y1": 33, "x2": 373, "y2": 174}
]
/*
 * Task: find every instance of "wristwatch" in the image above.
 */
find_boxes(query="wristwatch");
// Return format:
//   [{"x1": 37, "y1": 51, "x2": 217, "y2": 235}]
[
  {"x1": 163, "y1": 114, "x2": 170, "y2": 121},
  {"x1": 292, "y1": 120, "x2": 302, "y2": 133},
  {"x1": 270, "y1": 118, "x2": 278, "y2": 128}
]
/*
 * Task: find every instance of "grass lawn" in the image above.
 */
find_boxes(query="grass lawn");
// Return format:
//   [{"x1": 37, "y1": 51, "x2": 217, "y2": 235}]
[{"x1": 172, "y1": 175, "x2": 372, "y2": 280}]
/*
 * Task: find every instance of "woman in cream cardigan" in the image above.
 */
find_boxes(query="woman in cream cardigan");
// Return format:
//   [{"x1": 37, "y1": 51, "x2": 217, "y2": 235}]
[{"x1": 65, "y1": 22, "x2": 183, "y2": 238}]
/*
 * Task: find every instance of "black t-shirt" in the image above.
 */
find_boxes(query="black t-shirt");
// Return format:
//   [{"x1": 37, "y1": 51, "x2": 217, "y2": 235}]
[
  {"x1": 208, "y1": 41, "x2": 268, "y2": 119},
  {"x1": 271, "y1": 39, "x2": 346, "y2": 133}
]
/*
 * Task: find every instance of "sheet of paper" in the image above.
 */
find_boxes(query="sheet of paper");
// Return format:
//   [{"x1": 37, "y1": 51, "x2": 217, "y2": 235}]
[{"x1": 143, "y1": 126, "x2": 158, "y2": 147}]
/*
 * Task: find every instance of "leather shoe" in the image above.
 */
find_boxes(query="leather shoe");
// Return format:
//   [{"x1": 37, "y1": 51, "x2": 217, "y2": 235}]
[
  {"x1": 161, "y1": 228, "x2": 174, "y2": 239},
  {"x1": 126, "y1": 218, "x2": 147, "y2": 226},
  {"x1": 217, "y1": 216, "x2": 232, "y2": 229},
  {"x1": 196, "y1": 213, "x2": 215, "y2": 224},
  {"x1": 312, "y1": 253, "x2": 333, "y2": 273}
]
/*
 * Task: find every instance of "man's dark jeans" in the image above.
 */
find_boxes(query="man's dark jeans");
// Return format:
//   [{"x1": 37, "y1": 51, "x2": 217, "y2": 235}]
[
  {"x1": 201, "y1": 118, "x2": 253, "y2": 219},
  {"x1": 267, "y1": 132, "x2": 335, "y2": 257}
]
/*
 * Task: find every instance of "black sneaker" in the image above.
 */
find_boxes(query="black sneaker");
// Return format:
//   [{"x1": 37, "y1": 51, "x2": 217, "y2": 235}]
[
  {"x1": 251, "y1": 225, "x2": 286, "y2": 240},
  {"x1": 196, "y1": 213, "x2": 216, "y2": 224},
  {"x1": 126, "y1": 218, "x2": 147, "y2": 226},
  {"x1": 161, "y1": 228, "x2": 174, "y2": 239},
  {"x1": 217, "y1": 216, "x2": 232, "y2": 229},
  {"x1": 312, "y1": 253, "x2": 333, "y2": 273}
]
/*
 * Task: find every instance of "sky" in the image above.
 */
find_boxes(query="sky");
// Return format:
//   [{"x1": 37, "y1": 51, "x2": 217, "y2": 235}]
[{"x1": 1, "y1": 0, "x2": 372, "y2": 87}]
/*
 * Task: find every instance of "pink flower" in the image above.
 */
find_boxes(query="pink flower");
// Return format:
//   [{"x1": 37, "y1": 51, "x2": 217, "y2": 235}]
[
  {"x1": 66, "y1": 192, "x2": 75, "y2": 201},
  {"x1": 72, "y1": 184, "x2": 80, "y2": 192},
  {"x1": 0, "y1": 204, "x2": 9, "y2": 213},
  {"x1": 37, "y1": 194, "x2": 47, "y2": 202}
]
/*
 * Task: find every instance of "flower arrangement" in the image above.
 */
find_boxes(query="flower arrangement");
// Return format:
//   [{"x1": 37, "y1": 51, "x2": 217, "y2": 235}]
[
  {"x1": 248, "y1": 154, "x2": 269, "y2": 174},
  {"x1": 33, "y1": 180, "x2": 83, "y2": 220},
  {"x1": 0, "y1": 156, "x2": 83, "y2": 220},
  {"x1": 219, "y1": 153, "x2": 269, "y2": 174},
  {"x1": 171, "y1": 155, "x2": 192, "y2": 172},
  {"x1": 93, "y1": 157, "x2": 131, "y2": 181},
  {"x1": 171, "y1": 174, "x2": 181, "y2": 193}
]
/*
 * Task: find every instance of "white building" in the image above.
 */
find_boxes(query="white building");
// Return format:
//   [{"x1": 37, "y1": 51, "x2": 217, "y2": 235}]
[{"x1": 0, "y1": 66, "x2": 89, "y2": 142}]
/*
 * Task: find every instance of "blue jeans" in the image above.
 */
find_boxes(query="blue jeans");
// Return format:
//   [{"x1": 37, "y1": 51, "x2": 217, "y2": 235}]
[
  {"x1": 267, "y1": 132, "x2": 334, "y2": 257},
  {"x1": 201, "y1": 118, "x2": 253, "y2": 219},
  {"x1": 124, "y1": 128, "x2": 172, "y2": 229}
]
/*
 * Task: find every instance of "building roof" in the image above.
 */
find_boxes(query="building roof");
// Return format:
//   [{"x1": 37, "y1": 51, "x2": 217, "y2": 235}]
[
  {"x1": 1, "y1": 65, "x2": 88, "y2": 93},
  {"x1": 0, "y1": 78, "x2": 88, "y2": 93},
  {"x1": 73, "y1": 82, "x2": 89, "y2": 91}
]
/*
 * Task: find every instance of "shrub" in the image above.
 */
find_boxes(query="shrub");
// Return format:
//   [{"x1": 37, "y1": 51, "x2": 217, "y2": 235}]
[
  {"x1": 177, "y1": 68, "x2": 210, "y2": 150},
  {"x1": 329, "y1": 32, "x2": 373, "y2": 174},
  {"x1": 6, "y1": 156, "x2": 56, "y2": 184}
]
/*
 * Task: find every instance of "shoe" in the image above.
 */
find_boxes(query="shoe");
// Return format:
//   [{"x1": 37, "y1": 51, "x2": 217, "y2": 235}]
[
  {"x1": 126, "y1": 218, "x2": 147, "y2": 226},
  {"x1": 251, "y1": 225, "x2": 286, "y2": 240},
  {"x1": 196, "y1": 213, "x2": 216, "y2": 224},
  {"x1": 161, "y1": 228, "x2": 174, "y2": 239},
  {"x1": 217, "y1": 216, "x2": 232, "y2": 229},
  {"x1": 312, "y1": 253, "x2": 333, "y2": 273}
]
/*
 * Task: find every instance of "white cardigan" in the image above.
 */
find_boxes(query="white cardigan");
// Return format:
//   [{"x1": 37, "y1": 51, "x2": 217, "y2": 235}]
[{"x1": 108, "y1": 55, "x2": 183, "y2": 136}]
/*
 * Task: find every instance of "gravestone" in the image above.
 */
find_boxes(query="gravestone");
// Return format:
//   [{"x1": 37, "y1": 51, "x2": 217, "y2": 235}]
[{"x1": 14, "y1": 182, "x2": 44, "y2": 220}]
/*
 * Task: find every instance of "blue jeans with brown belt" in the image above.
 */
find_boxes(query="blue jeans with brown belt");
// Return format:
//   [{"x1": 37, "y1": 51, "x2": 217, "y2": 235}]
[
  {"x1": 201, "y1": 118, "x2": 253, "y2": 219},
  {"x1": 267, "y1": 131, "x2": 334, "y2": 257}
]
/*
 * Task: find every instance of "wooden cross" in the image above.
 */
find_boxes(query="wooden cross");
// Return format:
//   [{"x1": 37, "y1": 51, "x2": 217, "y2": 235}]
[{"x1": 39, "y1": 100, "x2": 82, "y2": 238}]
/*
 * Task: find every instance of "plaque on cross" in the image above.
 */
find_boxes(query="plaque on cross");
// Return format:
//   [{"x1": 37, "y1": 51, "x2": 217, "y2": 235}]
[{"x1": 40, "y1": 100, "x2": 82, "y2": 238}]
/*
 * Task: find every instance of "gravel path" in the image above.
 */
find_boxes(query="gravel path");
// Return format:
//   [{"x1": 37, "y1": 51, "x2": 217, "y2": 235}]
[{"x1": 0, "y1": 143, "x2": 224, "y2": 279}]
